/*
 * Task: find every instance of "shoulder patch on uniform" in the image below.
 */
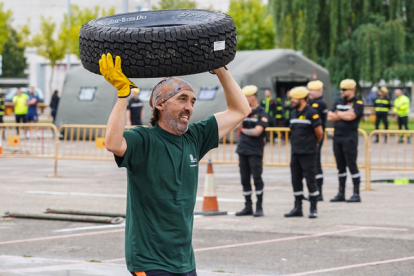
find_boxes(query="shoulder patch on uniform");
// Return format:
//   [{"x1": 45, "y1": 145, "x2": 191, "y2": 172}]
[
  {"x1": 261, "y1": 117, "x2": 268, "y2": 123},
  {"x1": 356, "y1": 100, "x2": 363, "y2": 104},
  {"x1": 312, "y1": 103, "x2": 319, "y2": 108},
  {"x1": 313, "y1": 114, "x2": 319, "y2": 119}
]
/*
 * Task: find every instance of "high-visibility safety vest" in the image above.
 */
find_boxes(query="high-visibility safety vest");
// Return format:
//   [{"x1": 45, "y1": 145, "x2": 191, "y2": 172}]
[
  {"x1": 374, "y1": 98, "x2": 391, "y2": 113},
  {"x1": 393, "y1": 95, "x2": 410, "y2": 117},
  {"x1": 0, "y1": 97, "x2": 5, "y2": 116}
]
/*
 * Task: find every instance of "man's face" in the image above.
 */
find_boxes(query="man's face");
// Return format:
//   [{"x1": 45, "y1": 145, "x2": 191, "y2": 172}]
[
  {"x1": 308, "y1": 89, "x2": 321, "y2": 99},
  {"x1": 162, "y1": 90, "x2": 196, "y2": 135},
  {"x1": 16, "y1": 89, "x2": 22, "y2": 95},
  {"x1": 246, "y1": 95, "x2": 256, "y2": 107},
  {"x1": 340, "y1": 88, "x2": 353, "y2": 99},
  {"x1": 132, "y1": 92, "x2": 138, "y2": 100},
  {"x1": 264, "y1": 90, "x2": 271, "y2": 98},
  {"x1": 291, "y1": 98, "x2": 300, "y2": 108},
  {"x1": 395, "y1": 89, "x2": 402, "y2": 97},
  {"x1": 29, "y1": 87, "x2": 35, "y2": 95}
]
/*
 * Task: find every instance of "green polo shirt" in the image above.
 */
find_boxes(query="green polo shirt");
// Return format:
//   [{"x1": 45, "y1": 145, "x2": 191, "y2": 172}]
[{"x1": 115, "y1": 115, "x2": 218, "y2": 273}]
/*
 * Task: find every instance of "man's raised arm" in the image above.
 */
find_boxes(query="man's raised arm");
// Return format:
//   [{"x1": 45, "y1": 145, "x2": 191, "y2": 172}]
[{"x1": 213, "y1": 68, "x2": 250, "y2": 139}]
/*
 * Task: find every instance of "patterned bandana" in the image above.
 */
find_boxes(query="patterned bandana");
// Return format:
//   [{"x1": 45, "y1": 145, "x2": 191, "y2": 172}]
[{"x1": 149, "y1": 77, "x2": 195, "y2": 108}]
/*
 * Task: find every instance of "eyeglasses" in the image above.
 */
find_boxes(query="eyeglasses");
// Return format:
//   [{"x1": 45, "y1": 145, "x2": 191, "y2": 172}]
[{"x1": 340, "y1": 89, "x2": 347, "y2": 91}]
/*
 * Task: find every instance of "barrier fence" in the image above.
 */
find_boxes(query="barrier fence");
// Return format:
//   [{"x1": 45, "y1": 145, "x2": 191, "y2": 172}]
[{"x1": 0, "y1": 123, "x2": 412, "y2": 190}]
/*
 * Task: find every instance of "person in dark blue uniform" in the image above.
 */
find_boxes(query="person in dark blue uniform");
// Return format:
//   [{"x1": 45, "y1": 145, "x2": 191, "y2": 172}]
[
  {"x1": 284, "y1": 87, "x2": 323, "y2": 219},
  {"x1": 127, "y1": 88, "x2": 145, "y2": 126},
  {"x1": 373, "y1": 86, "x2": 391, "y2": 143},
  {"x1": 236, "y1": 85, "x2": 269, "y2": 217},
  {"x1": 328, "y1": 79, "x2": 364, "y2": 203},
  {"x1": 307, "y1": 80, "x2": 328, "y2": 201}
]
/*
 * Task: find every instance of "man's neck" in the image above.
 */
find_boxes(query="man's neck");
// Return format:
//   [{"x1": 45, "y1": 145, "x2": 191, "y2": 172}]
[
  {"x1": 297, "y1": 102, "x2": 306, "y2": 112},
  {"x1": 250, "y1": 102, "x2": 259, "y2": 110}
]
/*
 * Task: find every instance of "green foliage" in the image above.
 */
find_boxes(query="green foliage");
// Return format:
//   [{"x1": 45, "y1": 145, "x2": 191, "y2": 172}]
[
  {"x1": 0, "y1": 2, "x2": 12, "y2": 54},
  {"x1": 61, "y1": 5, "x2": 115, "y2": 58},
  {"x1": 227, "y1": 0, "x2": 275, "y2": 50},
  {"x1": 269, "y1": 0, "x2": 414, "y2": 85},
  {"x1": 1, "y1": 29, "x2": 27, "y2": 78},
  {"x1": 153, "y1": 0, "x2": 197, "y2": 10}
]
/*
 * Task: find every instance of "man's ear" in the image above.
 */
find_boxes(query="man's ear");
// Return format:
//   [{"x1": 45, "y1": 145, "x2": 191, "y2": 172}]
[{"x1": 155, "y1": 103, "x2": 163, "y2": 111}]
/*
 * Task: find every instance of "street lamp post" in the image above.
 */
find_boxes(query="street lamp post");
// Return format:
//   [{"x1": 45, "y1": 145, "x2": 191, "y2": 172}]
[{"x1": 66, "y1": 0, "x2": 71, "y2": 71}]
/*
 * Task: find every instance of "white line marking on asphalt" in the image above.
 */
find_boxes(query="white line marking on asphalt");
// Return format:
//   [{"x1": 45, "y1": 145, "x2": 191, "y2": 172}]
[
  {"x1": 285, "y1": 256, "x2": 414, "y2": 276},
  {"x1": 337, "y1": 224, "x2": 408, "y2": 231},
  {"x1": 194, "y1": 227, "x2": 370, "y2": 252},
  {"x1": 53, "y1": 223, "x2": 126, "y2": 233},
  {"x1": 0, "y1": 229, "x2": 125, "y2": 245},
  {"x1": 26, "y1": 191, "x2": 244, "y2": 202}
]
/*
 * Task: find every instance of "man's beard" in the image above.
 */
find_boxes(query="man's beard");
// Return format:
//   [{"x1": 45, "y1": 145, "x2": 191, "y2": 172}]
[{"x1": 164, "y1": 103, "x2": 189, "y2": 135}]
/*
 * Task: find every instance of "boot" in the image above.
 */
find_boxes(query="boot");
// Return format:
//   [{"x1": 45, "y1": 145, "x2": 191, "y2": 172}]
[
  {"x1": 284, "y1": 196, "x2": 303, "y2": 217},
  {"x1": 374, "y1": 134, "x2": 379, "y2": 143},
  {"x1": 346, "y1": 185, "x2": 361, "y2": 202},
  {"x1": 236, "y1": 195, "x2": 253, "y2": 216},
  {"x1": 384, "y1": 135, "x2": 388, "y2": 143},
  {"x1": 253, "y1": 194, "x2": 264, "y2": 217},
  {"x1": 253, "y1": 201, "x2": 264, "y2": 217},
  {"x1": 330, "y1": 184, "x2": 345, "y2": 202},
  {"x1": 317, "y1": 183, "x2": 323, "y2": 201},
  {"x1": 309, "y1": 196, "x2": 318, "y2": 219}
]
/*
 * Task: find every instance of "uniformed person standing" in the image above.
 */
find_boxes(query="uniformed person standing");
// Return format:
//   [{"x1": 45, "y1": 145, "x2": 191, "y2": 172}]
[
  {"x1": 284, "y1": 87, "x2": 323, "y2": 219},
  {"x1": 393, "y1": 89, "x2": 411, "y2": 143},
  {"x1": 236, "y1": 85, "x2": 269, "y2": 217},
  {"x1": 126, "y1": 87, "x2": 144, "y2": 126},
  {"x1": 328, "y1": 79, "x2": 364, "y2": 203},
  {"x1": 307, "y1": 80, "x2": 328, "y2": 201},
  {"x1": 282, "y1": 90, "x2": 292, "y2": 140},
  {"x1": 0, "y1": 88, "x2": 5, "y2": 124},
  {"x1": 373, "y1": 86, "x2": 391, "y2": 143},
  {"x1": 260, "y1": 89, "x2": 277, "y2": 140}
]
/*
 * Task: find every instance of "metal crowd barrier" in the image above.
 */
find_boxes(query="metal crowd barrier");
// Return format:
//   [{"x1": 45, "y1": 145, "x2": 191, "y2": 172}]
[
  {"x1": 0, "y1": 123, "x2": 59, "y2": 176},
  {"x1": 366, "y1": 130, "x2": 414, "y2": 190},
  {"x1": 2, "y1": 123, "x2": 412, "y2": 192}
]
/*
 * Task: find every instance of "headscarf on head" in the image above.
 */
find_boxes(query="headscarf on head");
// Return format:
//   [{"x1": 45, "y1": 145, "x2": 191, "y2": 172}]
[{"x1": 149, "y1": 77, "x2": 195, "y2": 108}]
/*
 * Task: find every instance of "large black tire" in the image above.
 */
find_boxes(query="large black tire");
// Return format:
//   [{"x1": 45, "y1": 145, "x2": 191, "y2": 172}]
[{"x1": 79, "y1": 9, "x2": 237, "y2": 78}]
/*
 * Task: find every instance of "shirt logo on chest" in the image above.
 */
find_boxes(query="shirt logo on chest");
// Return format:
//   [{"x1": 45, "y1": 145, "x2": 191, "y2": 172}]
[{"x1": 189, "y1": 154, "x2": 198, "y2": 167}]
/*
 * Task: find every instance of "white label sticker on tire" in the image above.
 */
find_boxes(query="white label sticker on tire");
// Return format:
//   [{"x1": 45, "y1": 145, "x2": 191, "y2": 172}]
[{"x1": 214, "y1": 41, "x2": 225, "y2": 51}]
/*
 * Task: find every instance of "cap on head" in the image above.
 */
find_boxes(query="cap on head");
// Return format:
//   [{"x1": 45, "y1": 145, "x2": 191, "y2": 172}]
[
  {"x1": 149, "y1": 77, "x2": 194, "y2": 108},
  {"x1": 340, "y1": 79, "x2": 357, "y2": 89},
  {"x1": 131, "y1": 87, "x2": 140, "y2": 94},
  {"x1": 380, "y1": 86, "x2": 388, "y2": 93},
  {"x1": 372, "y1": 86, "x2": 378, "y2": 92},
  {"x1": 307, "y1": 80, "x2": 323, "y2": 90},
  {"x1": 242, "y1": 85, "x2": 258, "y2": 96},
  {"x1": 290, "y1": 86, "x2": 309, "y2": 99}
]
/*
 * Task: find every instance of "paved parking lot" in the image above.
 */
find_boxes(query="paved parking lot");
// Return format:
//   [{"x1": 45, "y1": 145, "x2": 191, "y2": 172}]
[{"x1": 1, "y1": 157, "x2": 414, "y2": 275}]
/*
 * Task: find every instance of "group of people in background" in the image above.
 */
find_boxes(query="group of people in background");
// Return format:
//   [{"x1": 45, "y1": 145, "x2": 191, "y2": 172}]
[
  {"x1": 233, "y1": 78, "x2": 406, "y2": 219},
  {"x1": 369, "y1": 86, "x2": 411, "y2": 143}
]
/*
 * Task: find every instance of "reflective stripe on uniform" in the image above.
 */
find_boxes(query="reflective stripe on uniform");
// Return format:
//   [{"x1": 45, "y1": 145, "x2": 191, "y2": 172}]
[
  {"x1": 352, "y1": 173, "x2": 360, "y2": 178},
  {"x1": 243, "y1": 191, "x2": 253, "y2": 196},
  {"x1": 256, "y1": 189, "x2": 263, "y2": 195},
  {"x1": 294, "y1": 191, "x2": 304, "y2": 196},
  {"x1": 309, "y1": 190, "x2": 320, "y2": 196},
  {"x1": 323, "y1": 109, "x2": 328, "y2": 113},
  {"x1": 315, "y1": 174, "x2": 323, "y2": 179},
  {"x1": 244, "y1": 118, "x2": 258, "y2": 122},
  {"x1": 338, "y1": 172, "x2": 347, "y2": 177},
  {"x1": 290, "y1": 119, "x2": 311, "y2": 125},
  {"x1": 336, "y1": 105, "x2": 352, "y2": 110}
]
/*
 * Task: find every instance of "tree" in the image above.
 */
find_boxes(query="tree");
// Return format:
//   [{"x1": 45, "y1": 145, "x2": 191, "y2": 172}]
[
  {"x1": 0, "y1": 2, "x2": 12, "y2": 55},
  {"x1": 60, "y1": 5, "x2": 115, "y2": 58},
  {"x1": 227, "y1": 0, "x2": 275, "y2": 50},
  {"x1": 153, "y1": 0, "x2": 197, "y2": 10},
  {"x1": 1, "y1": 29, "x2": 26, "y2": 77},
  {"x1": 31, "y1": 16, "x2": 67, "y2": 96},
  {"x1": 269, "y1": 0, "x2": 414, "y2": 85}
]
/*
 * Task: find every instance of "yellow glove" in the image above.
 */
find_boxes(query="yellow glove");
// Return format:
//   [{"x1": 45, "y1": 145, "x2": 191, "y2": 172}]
[{"x1": 99, "y1": 53, "x2": 137, "y2": 98}]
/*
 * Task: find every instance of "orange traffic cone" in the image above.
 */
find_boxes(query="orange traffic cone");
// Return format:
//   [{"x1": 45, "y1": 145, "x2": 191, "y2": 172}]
[{"x1": 195, "y1": 160, "x2": 227, "y2": 216}]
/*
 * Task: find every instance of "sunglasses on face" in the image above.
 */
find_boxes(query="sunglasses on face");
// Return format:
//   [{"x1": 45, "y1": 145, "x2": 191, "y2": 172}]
[{"x1": 340, "y1": 89, "x2": 348, "y2": 91}]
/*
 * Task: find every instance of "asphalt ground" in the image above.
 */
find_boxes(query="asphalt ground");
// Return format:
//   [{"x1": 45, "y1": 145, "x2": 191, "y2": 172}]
[{"x1": 1, "y1": 155, "x2": 414, "y2": 276}]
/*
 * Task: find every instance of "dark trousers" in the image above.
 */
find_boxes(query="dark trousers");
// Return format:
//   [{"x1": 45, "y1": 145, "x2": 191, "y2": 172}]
[
  {"x1": 315, "y1": 138, "x2": 324, "y2": 186},
  {"x1": 398, "y1": 116, "x2": 409, "y2": 131},
  {"x1": 333, "y1": 135, "x2": 360, "y2": 187},
  {"x1": 15, "y1": 114, "x2": 26, "y2": 134},
  {"x1": 239, "y1": 154, "x2": 264, "y2": 197},
  {"x1": 290, "y1": 153, "x2": 319, "y2": 196},
  {"x1": 375, "y1": 112, "x2": 388, "y2": 129}
]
